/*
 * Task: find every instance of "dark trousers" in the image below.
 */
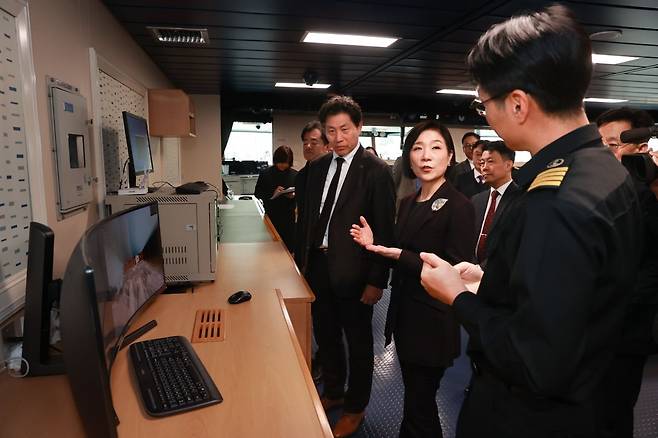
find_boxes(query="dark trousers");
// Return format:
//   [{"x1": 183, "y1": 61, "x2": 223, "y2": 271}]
[
  {"x1": 270, "y1": 214, "x2": 294, "y2": 252},
  {"x1": 306, "y1": 251, "x2": 374, "y2": 413},
  {"x1": 399, "y1": 361, "x2": 445, "y2": 438},
  {"x1": 595, "y1": 354, "x2": 648, "y2": 438},
  {"x1": 457, "y1": 367, "x2": 598, "y2": 438}
]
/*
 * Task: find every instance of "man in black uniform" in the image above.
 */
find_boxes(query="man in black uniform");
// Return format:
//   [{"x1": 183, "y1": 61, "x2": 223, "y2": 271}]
[{"x1": 418, "y1": 5, "x2": 643, "y2": 438}]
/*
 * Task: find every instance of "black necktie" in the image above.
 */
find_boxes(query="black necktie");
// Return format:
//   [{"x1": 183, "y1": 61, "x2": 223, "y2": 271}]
[{"x1": 314, "y1": 157, "x2": 345, "y2": 247}]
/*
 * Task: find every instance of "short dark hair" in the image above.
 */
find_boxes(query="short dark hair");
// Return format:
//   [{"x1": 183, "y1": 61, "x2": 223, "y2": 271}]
[
  {"x1": 402, "y1": 121, "x2": 455, "y2": 179},
  {"x1": 273, "y1": 145, "x2": 294, "y2": 166},
  {"x1": 365, "y1": 146, "x2": 379, "y2": 157},
  {"x1": 482, "y1": 140, "x2": 515, "y2": 162},
  {"x1": 596, "y1": 107, "x2": 655, "y2": 129},
  {"x1": 300, "y1": 120, "x2": 328, "y2": 144},
  {"x1": 461, "y1": 132, "x2": 480, "y2": 143},
  {"x1": 318, "y1": 95, "x2": 362, "y2": 126},
  {"x1": 466, "y1": 5, "x2": 591, "y2": 116},
  {"x1": 473, "y1": 139, "x2": 489, "y2": 151}
]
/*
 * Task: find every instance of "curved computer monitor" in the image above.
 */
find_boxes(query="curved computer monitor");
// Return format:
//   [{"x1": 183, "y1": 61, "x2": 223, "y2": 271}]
[
  {"x1": 60, "y1": 202, "x2": 165, "y2": 438},
  {"x1": 122, "y1": 111, "x2": 154, "y2": 188}
]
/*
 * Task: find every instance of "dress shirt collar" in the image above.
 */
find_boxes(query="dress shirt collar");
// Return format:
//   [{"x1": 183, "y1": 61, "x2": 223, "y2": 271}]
[
  {"x1": 333, "y1": 143, "x2": 360, "y2": 166},
  {"x1": 492, "y1": 179, "x2": 513, "y2": 197},
  {"x1": 473, "y1": 167, "x2": 483, "y2": 182}
]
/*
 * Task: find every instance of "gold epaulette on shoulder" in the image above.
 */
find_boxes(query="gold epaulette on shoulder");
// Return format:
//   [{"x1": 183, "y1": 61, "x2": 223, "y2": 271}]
[{"x1": 528, "y1": 166, "x2": 569, "y2": 192}]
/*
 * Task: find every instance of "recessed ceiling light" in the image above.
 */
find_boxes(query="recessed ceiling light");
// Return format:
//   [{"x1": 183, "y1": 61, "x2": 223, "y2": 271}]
[
  {"x1": 592, "y1": 53, "x2": 638, "y2": 64},
  {"x1": 584, "y1": 97, "x2": 628, "y2": 103},
  {"x1": 275, "y1": 82, "x2": 331, "y2": 89},
  {"x1": 148, "y1": 26, "x2": 208, "y2": 44},
  {"x1": 436, "y1": 89, "x2": 478, "y2": 96},
  {"x1": 302, "y1": 32, "x2": 398, "y2": 48}
]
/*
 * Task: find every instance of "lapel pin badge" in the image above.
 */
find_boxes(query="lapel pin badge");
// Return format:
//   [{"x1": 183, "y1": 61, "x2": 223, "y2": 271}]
[
  {"x1": 546, "y1": 158, "x2": 564, "y2": 168},
  {"x1": 431, "y1": 198, "x2": 448, "y2": 211}
]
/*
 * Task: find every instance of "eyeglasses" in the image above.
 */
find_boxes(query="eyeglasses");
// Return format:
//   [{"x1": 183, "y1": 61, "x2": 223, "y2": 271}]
[
  {"x1": 470, "y1": 91, "x2": 510, "y2": 117},
  {"x1": 463, "y1": 142, "x2": 478, "y2": 149},
  {"x1": 604, "y1": 141, "x2": 635, "y2": 150}
]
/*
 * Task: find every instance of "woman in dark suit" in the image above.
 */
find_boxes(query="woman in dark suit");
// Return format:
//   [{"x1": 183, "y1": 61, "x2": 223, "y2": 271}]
[
  {"x1": 351, "y1": 121, "x2": 475, "y2": 438},
  {"x1": 254, "y1": 145, "x2": 297, "y2": 251}
]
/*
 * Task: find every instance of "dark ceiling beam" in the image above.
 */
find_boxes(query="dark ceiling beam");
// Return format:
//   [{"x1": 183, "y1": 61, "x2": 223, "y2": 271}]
[{"x1": 338, "y1": 0, "x2": 512, "y2": 92}]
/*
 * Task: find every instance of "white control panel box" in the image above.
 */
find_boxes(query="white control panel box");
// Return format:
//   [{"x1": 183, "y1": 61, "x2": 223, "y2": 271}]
[{"x1": 47, "y1": 77, "x2": 92, "y2": 216}]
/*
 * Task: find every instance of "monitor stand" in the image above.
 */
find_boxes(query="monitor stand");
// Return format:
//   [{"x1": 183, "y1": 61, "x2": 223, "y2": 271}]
[
  {"x1": 118, "y1": 187, "x2": 148, "y2": 195},
  {"x1": 118, "y1": 169, "x2": 149, "y2": 195}
]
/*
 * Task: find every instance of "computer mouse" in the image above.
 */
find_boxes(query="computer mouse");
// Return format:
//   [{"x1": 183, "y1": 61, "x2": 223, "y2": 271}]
[{"x1": 228, "y1": 290, "x2": 252, "y2": 305}]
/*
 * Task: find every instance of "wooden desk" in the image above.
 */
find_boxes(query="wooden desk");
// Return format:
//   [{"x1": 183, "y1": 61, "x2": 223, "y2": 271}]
[
  {"x1": 0, "y1": 373, "x2": 85, "y2": 437},
  {"x1": 0, "y1": 200, "x2": 328, "y2": 437},
  {"x1": 218, "y1": 241, "x2": 314, "y2": 367},
  {"x1": 0, "y1": 278, "x2": 329, "y2": 437},
  {"x1": 111, "y1": 285, "x2": 330, "y2": 437},
  {"x1": 218, "y1": 198, "x2": 315, "y2": 366}
]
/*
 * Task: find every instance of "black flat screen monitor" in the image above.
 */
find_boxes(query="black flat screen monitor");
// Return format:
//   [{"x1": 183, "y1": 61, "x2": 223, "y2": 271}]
[
  {"x1": 81, "y1": 202, "x2": 166, "y2": 368},
  {"x1": 122, "y1": 111, "x2": 154, "y2": 188},
  {"x1": 22, "y1": 222, "x2": 65, "y2": 376}
]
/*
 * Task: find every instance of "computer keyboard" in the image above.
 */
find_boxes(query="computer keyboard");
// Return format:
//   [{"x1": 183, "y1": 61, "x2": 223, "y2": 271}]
[{"x1": 129, "y1": 336, "x2": 222, "y2": 416}]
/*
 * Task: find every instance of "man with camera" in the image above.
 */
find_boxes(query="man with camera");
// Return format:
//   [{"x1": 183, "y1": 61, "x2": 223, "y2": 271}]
[{"x1": 596, "y1": 108, "x2": 658, "y2": 437}]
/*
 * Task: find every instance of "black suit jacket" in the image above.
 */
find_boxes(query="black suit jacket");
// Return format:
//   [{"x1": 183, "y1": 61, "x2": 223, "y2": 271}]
[
  {"x1": 448, "y1": 159, "x2": 472, "y2": 183},
  {"x1": 455, "y1": 169, "x2": 488, "y2": 199},
  {"x1": 298, "y1": 146, "x2": 395, "y2": 297},
  {"x1": 293, "y1": 163, "x2": 309, "y2": 266},
  {"x1": 385, "y1": 181, "x2": 475, "y2": 367},
  {"x1": 471, "y1": 181, "x2": 519, "y2": 264},
  {"x1": 254, "y1": 165, "x2": 298, "y2": 249}
]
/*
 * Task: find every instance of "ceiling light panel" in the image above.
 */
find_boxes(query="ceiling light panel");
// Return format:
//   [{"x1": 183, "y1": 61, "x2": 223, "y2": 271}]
[
  {"x1": 436, "y1": 89, "x2": 477, "y2": 96},
  {"x1": 583, "y1": 97, "x2": 628, "y2": 103},
  {"x1": 302, "y1": 32, "x2": 398, "y2": 48},
  {"x1": 591, "y1": 53, "x2": 638, "y2": 65},
  {"x1": 275, "y1": 82, "x2": 331, "y2": 89}
]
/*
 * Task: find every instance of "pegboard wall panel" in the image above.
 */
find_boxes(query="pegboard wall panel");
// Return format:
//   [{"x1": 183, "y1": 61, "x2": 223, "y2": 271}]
[
  {"x1": 99, "y1": 70, "x2": 146, "y2": 192},
  {"x1": 0, "y1": 8, "x2": 32, "y2": 282}
]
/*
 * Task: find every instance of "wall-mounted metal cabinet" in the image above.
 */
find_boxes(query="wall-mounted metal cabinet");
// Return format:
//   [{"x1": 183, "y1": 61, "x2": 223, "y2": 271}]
[{"x1": 147, "y1": 89, "x2": 196, "y2": 137}]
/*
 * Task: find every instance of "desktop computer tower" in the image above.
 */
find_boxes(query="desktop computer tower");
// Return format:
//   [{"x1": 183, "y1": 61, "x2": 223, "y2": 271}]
[{"x1": 105, "y1": 189, "x2": 217, "y2": 283}]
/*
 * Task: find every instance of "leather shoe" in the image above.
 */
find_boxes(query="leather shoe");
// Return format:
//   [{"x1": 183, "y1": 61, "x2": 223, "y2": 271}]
[
  {"x1": 332, "y1": 412, "x2": 365, "y2": 438},
  {"x1": 320, "y1": 396, "x2": 344, "y2": 411}
]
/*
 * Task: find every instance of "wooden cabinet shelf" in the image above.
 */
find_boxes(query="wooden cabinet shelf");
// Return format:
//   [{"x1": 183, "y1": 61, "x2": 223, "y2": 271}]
[{"x1": 148, "y1": 89, "x2": 196, "y2": 137}]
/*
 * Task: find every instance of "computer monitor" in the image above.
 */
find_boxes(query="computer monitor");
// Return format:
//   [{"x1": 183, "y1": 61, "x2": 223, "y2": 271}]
[
  {"x1": 122, "y1": 111, "x2": 154, "y2": 188},
  {"x1": 22, "y1": 222, "x2": 65, "y2": 376},
  {"x1": 60, "y1": 202, "x2": 165, "y2": 437},
  {"x1": 86, "y1": 201, "x2": 166, "y2": 366}
]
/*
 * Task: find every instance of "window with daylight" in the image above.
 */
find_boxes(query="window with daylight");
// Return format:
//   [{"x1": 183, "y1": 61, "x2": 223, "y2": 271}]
[
  {"x1": 224, "y1": 122, "x2": 273, "y2": 163},
  {"x1": 359, "y1": 126, "x2": 403, "y2": 161},
  {"x1": 475, "y1": 128, "x2": 531, "y2": 165}
]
